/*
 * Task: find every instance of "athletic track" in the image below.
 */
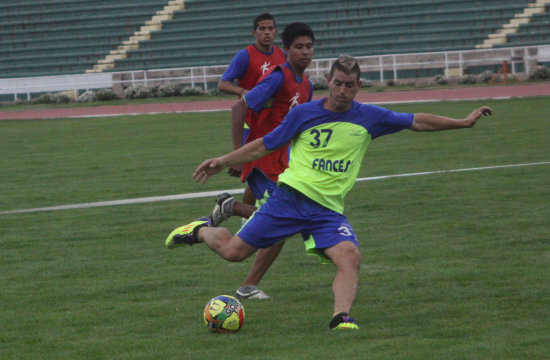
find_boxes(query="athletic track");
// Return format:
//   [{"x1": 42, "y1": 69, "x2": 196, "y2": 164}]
[{"x1": 0, "y1": 83, "x2": 548, "y2": 120}]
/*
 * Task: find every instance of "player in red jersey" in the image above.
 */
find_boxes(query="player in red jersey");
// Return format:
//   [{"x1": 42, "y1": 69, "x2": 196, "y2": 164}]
[
  {"x1": 211, "y1": 22, "x2": 314, "y2": 300},
  {"x1": 218, "y1": 13, "x2": 286, "y2": 98}
]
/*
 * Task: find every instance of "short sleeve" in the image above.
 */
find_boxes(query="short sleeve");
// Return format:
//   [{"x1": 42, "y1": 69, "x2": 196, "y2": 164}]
[
  {"x1": 221, "y1": 49, "x2": 249, "y2": 82},
  {"x1": 243, "y1": 69, "x2": 285, "y2": 112}
]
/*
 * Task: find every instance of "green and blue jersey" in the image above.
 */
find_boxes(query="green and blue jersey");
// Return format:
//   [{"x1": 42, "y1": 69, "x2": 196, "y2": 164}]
[{"x1": 263, "y1": 99, "x2": 414, "y2": 214}]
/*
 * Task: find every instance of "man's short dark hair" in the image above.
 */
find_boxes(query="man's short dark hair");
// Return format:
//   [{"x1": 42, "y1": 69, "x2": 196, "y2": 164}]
[
  {"x1": 253, "y1": 13, "x2": 276, "y2": 30},
  {"x1": 329, "y1": 54, "x2": 361, "y2": 81},
  {"x1": 281, "y1": 22, "x2": 314, "y2": 49}
]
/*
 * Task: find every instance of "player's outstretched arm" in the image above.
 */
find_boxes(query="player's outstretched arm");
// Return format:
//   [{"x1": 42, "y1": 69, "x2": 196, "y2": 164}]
[
  {"x1": 193, "y1": 138, "x2": 272, "y2": 184},
  {"x1": 410, "y1": 106, "x2": 492, "y2": 132},
  {"x1": 193, "y1": 157, "x2": 225, "y2": 184}
]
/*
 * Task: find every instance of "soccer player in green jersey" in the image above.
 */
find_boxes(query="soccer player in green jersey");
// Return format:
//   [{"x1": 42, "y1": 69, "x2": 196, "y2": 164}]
[{"x1": 166, "y1": 54, "x2": 493, "y2": 330}]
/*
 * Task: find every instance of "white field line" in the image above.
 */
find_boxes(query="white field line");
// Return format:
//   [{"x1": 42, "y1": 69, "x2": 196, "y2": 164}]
[{"x1": 1, "y1": 161, "x2": 549, "y2": 215}]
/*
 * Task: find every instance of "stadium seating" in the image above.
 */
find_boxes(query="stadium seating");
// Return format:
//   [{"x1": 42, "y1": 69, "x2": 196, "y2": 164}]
[
  {"x1": 0, "y1": 0, "x2": 548, "y2": 78},
  {"x1": 0, "y1": 0, "x2": 167, "y2": 78},
  {"x1": 112, "y1": 0, "x2": 537, "y2": 71}
]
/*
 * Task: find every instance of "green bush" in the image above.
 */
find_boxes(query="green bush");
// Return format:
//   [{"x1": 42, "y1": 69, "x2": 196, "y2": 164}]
[
  {"x1": 31, "y1": 93, "x2": 56, "y2": 104},
  {"x1": 434, "y1": 75, "x2": 448, "y2": 85},
  {"x1": 181, "y1": 86, "x2": 204, "y2": 96},
  {"x1": 147, "y1": 85, "x2": 160, "y2": 98},
  {"x1": 478, "y1": 70, "x2": 494, "y2": 83},
  {"x1": 458, "y1": 74, "x2": 477, "y2": 84},
  {"x1": 157, "y1": 84, "x2": 182, "y2": 97},
  {"x1": 55, "y1": 94, "x2": 71, "y2": 104},
  {"x1": 123, "y1": 85, "x2": 151, "y2": 99},
  {"x1": 95, "y1": 89, "x2": 118, "y2": 101},
  {"x1": 529, "y1": 65, "x2": 550, "y2": 80},
  {"x1": 207, "y1": 87, "x2": 222, "y2": 96},
  {"x1": 77, "y1": 91, "x2": 96, "y2": 102},
  {"x1": 360, "y1": 78, "x2": 373, "y2": 87},
  {"x1": 309, "y1": 76, "x2": 328, "y2": 90}
]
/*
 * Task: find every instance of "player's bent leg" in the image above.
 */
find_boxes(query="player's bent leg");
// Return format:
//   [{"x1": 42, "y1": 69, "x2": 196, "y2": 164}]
[
  {"x1": 235, "y1": 241, "x2": 285, "y2": 300},
  {"x1": 166, "y1": 219, "x2": 256, "y2": 263},
  {"x1": 232, "y1": 202, "x2": 257, "y2": 219},
  {"x1": 165, "y1": 217, "x2": 212, "y2": 249},
  {"x1": 210, "y1": 193, "x2": 236, "y2": 226},
  {"x1": 242, "y1": 186, "x2": 256, "y2": 206},
  {"x1": 210, "y1": 193, "x2": 257, "y2": 226},
  {"x1": 324, "y1": 241, "x2": 361, "y2": 330},
  {"x1": 198, "y1": 229, "x2": 257, "y2": 262}
]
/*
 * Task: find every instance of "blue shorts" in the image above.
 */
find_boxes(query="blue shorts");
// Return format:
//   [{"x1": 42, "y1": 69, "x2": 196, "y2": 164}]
[
  {"x1": 237, "y1": 184, "x2": 359, "y2": 264},
  {"x1": 246, "y1": 168, "x2": 277, "y2": 202}
]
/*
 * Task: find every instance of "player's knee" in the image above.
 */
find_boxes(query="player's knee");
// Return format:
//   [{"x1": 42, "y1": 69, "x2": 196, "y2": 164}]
[
  {"x1": 346, "y1": 246, "x2": 361, "y2": 269},
  {"x1": 222, "y1": 249, "x2": 247, "y2": 262},
  {"x1": 221, "y1": 236, "x2": 256, "y2": 262},
  {"x1": 326, "y1": 241, "x2": 361, "y2": 270},
  {"x1": 337, "y1": 243, "x2": 361, "y2": 270}
]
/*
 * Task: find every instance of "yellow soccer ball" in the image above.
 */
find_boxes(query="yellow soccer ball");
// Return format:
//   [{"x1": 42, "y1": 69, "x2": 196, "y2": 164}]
[{"x1": 203, "y1": 295, "x2": 245, "y2": 333}]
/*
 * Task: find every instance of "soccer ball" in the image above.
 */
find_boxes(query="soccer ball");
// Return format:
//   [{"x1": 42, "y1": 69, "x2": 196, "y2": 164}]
[{"x1": 203, "y1": 295, "x2": 245, "y2": 333}]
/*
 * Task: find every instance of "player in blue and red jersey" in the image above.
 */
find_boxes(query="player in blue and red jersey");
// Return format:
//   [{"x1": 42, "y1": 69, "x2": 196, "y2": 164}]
[
  {"x1": 218, "y1": 13, "x2": 285, "y2": 164},
  {"x1": 217, "y1": 13, "x2": 287, "y2": 227},
  {"x1": 212, "y1": 22, "x2": 314, "y2": 300},
  {"x1": 166, "y1": 54, "x2": 493, "y2": 330},
  {"x1": 218, "y1": 13, "x2": 286, "y2": 99}
]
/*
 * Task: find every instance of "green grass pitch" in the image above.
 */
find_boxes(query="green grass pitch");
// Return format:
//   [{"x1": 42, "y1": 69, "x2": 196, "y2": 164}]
[{"x1": 1, "y1": 97, "x2": 549, "y2": 359}]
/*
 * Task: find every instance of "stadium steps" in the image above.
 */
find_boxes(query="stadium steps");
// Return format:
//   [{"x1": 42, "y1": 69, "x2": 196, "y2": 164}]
[
  {"x1": 86, "y1": 0, "x2": 185, "y2": 73},
  {"x1": 493, "y1": 6, "x2": 550, "y2": 47},
  {"x1": 476, "y1": 0, "x2": 550, "y2": 49}
]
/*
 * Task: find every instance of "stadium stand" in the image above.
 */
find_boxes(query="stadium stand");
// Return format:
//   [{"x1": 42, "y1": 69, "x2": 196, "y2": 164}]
[
  {"x1": 0, "y1": 0, "x2": 549, "y2": 78},
  {"x1": 0, "y1": 0, "x2": 168, "y2": 78},
  {"x1": 110, "y1": 0, "x2": 538, "y2": 72}
]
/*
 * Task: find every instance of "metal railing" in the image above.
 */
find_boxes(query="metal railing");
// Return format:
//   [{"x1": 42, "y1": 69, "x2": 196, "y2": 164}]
[{"x1": 1, "y1": 45, "x2": 549, "y2": 101}]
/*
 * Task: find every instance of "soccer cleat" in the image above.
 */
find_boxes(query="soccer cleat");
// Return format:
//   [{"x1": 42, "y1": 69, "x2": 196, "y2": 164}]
[
  {"x1": 210, "y1": 193, "x2": 236, "y2": 227},
  {"x1": 165, "y1": 217, "x2": 211, "y2": 249},
  {"x1": 235, "y1": 285, "x2": 271, "y2": 300},
  {"x1": 331, "y1": 316, "x2": 359, "y2": 330}
]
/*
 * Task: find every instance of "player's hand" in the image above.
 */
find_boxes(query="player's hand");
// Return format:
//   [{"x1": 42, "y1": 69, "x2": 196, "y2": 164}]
[
  {"x1": 227, "y1": 164, "x2": 242, "y2": 177},
  {"x1": 464, "y1": 106, "x2": 492, "y2": 127},
  {"x1": 193, "y1": 158, "x2": 224, "y2": 184}
]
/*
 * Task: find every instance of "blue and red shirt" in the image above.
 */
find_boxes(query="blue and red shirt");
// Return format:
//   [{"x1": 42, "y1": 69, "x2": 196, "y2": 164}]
[
  {"x1": 241, "y1": 62, "x2": 313, "y2": 182},
  {"x1": 221, "y1": 44, "x2": 286, "y2": 92}
]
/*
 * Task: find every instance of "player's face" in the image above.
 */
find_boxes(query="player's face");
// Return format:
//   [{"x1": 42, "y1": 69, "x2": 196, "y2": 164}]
[
  {"x1": 285, "y1": 36, "x2": 314, "y2": 71},
  {"x1": 253, "y1": 20, "x2": 277, "y2": 50},
  {"x1": 327, "y1": 70, "x2": 361, "y2": 111}
]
